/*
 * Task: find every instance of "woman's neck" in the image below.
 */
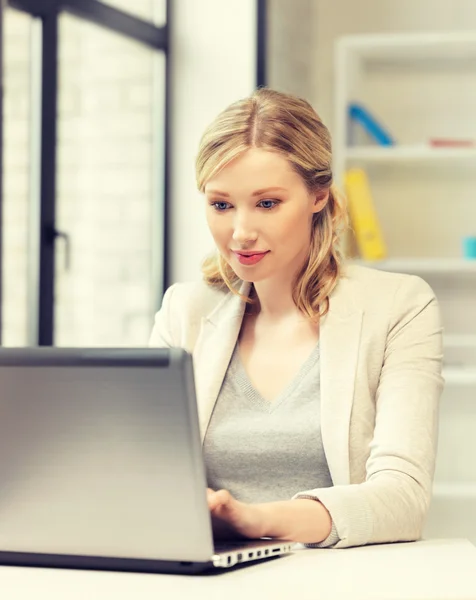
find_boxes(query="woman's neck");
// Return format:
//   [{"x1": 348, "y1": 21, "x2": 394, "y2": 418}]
[{"x1": 250, "y1": 279, "x2": 302, "y2": 321}]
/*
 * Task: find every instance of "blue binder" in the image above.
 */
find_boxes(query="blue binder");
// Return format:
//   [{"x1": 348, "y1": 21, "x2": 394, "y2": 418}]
[{"x1": 348, "y1": 103, "x2": 395, "y2": 146}]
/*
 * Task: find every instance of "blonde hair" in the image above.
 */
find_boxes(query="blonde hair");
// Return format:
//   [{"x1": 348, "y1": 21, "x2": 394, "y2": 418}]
[{"x1": 196, "y1": 87, "x2": 348, "y2": 320}]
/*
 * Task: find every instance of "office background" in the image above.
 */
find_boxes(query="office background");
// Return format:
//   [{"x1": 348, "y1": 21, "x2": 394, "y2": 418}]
[{"x1": 1, "y1": 0, "x2": 476, "y2": 542}]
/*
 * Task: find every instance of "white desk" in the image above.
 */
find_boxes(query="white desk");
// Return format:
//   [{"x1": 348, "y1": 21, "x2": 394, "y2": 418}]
[{"x1": 1, "y1": 539, "x2": 475, "y2": 600}]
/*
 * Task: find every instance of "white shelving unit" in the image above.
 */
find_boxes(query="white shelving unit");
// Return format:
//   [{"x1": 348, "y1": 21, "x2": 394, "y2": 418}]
[
  {"x1": 434, "y1": 483, "x2": 476, "y2": 499},
  {"x1": 443, "y1": 367, "x2": 476, "y2": 386},
  {"x1": 335, "y1": 32, "x2": 476, "y2": 544},
  {"x1": 346, "y1": 144, "x2": 476, "y2": 164},
  {"x1": 355, "y1": 258, "x2": 476, "y2": 275},
  {"x1": 333, "y1": 30, "x2": 476, "y2": 187},
  {"x1": 445, "y1": 335, "x2": 476, "y2": 348}
]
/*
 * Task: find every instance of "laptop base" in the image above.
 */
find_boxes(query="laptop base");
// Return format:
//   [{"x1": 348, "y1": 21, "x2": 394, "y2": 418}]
[
  {"x1": 0, "y1": 540, "x2": 294, "y2": 575},
  {"x1": 0, "y1": 550, "x2": 213, "y2": 575}
]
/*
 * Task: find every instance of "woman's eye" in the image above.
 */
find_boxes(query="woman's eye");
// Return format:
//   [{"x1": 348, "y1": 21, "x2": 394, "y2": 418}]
[
  {"x1": 258, "y1": 199, "x2": 279, "y2": 210},
  {"x1": 211, "y1": 201, "x2": 231, "y2": 211}
]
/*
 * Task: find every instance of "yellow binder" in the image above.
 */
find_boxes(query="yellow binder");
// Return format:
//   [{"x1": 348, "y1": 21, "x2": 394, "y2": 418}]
[{"x1": 344, "y1": 168, "x2": 387, "y2": 261}]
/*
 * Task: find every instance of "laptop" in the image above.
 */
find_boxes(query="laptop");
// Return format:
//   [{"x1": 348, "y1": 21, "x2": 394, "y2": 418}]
[{"x1": 0, "y1": 347, "x2": 294, "y2": 574}]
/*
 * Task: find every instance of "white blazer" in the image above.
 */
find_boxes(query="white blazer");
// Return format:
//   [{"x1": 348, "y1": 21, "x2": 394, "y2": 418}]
[{"x1": 149, "y1": 264, "x2": 444, "y2": 548}]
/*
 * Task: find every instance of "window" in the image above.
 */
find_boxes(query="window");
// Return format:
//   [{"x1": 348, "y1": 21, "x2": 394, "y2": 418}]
[{"x1": 2, "y1": 0, "x2": 168, "y2": 345}]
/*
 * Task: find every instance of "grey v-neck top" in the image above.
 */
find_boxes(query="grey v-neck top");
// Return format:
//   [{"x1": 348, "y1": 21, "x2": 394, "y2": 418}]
[{"x1": 203, "y1": 342, "x2": 333, "y2": 505}]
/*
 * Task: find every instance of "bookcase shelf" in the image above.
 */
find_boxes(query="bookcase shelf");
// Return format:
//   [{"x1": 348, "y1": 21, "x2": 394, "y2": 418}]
[
  {"x1": 443, "y1": 367, "x2": 476, "y2": 386},
  {"x1": 345, "y1": 145, "x2": 476, "y2": 164},
  {"x1": 444, "y1": 335, "x2": 476, "y2": 348},
  {"x1": 336, "y1": 31, "x2": 476, "y2": 62},
  {"x1": 433, "y1": 482, "x2": 476, "y2": 499},
  {"x1": 353, "y1": 258, "x2": 476, "y2": 275}
]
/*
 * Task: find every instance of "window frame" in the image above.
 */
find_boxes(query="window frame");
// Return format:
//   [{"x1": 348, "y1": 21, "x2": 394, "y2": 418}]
[{"x1": 4, "y1": 0, "x2": 170, "y2": 345}]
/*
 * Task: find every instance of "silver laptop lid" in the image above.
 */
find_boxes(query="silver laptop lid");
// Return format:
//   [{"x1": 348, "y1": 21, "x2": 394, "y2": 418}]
[{"x1": 0, "y1": 347, "x2": 215, "y2": 563}]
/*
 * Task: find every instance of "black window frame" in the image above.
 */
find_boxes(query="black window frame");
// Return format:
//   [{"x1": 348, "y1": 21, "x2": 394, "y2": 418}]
[
  {"x1": 3, "y1": 0, "x2": 171, "y2": 346},
  {"x1": 257, "y1": 0, "x2": 267, "y2": 88}
]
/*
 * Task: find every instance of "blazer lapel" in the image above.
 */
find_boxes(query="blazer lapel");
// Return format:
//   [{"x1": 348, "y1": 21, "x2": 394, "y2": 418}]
[
  {"x1": 320, "y1": 278, "x2": 363, "y2": 485},
  {"x1": 193, "y1": 282, "x2": 250, "y2": 442}
]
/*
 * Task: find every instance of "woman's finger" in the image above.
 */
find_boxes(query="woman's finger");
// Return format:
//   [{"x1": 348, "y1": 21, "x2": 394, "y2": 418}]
[
  {"x1": 214, "y1": 489, "x2": 232, "y2": 505},
  {"x1": 207, "y1": 488, "x2": 232, "y2": 512},
  {"x1": 207, "y1": 488, "x2": 224, "y2": 510}
]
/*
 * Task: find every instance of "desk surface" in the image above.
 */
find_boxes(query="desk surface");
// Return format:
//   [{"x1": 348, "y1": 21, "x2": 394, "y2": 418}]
[{"x1": 1, "y1": 538, "x2": 475, "y2": 600}]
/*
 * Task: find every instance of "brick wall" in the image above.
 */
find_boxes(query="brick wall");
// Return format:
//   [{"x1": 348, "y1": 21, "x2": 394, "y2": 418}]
[
  {"x1": 3, "y1": 1, "x2": 163, "y2": 347},
  {"x1": 3, "y1": 7, "x2": 30, "y2": 346}
]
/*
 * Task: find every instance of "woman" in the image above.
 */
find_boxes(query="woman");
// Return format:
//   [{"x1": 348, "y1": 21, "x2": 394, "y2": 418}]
[{"x1": 149, "y1": 88, "x2": 444, "y2": 549}]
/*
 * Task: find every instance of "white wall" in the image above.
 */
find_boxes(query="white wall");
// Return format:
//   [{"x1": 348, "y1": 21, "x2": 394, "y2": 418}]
[
  {"x1": 169, "y1": 0, "x2": 257, "y2": 283},
  {"x1": 266, "y1": 0, "x2": 317, "y2": 102}
]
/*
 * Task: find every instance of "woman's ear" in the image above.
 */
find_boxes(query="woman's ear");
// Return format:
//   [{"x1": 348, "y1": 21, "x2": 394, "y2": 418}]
[{"x1": 312, "y1": 189, "x2": 330, "y2": 214}]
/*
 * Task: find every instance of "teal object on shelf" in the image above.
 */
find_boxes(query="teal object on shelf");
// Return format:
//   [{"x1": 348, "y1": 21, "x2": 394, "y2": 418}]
[
  {"x1": 348, "y1": 103, "x2": 395, "y2": 146},
  {"x1": 462, "y1": 236, "x2": 476, "y2": 259}
]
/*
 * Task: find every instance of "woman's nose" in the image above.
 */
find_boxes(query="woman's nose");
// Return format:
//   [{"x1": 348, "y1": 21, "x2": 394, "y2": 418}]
[{"x1": 232, "y1": 213, "x2": 258, "y2": 245}]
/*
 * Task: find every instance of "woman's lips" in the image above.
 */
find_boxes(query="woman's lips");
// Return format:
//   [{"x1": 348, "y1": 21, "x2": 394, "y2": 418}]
[{"x1": 232, "y1": 251, "x2": 269, "y2": 266}]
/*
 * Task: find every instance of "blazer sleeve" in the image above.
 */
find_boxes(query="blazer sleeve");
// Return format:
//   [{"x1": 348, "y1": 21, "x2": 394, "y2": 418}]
[
  {"x1": 293, "y1": 275, "x2": 444, "y2": 548},
  {"x1": 148, "y1": 284, "x2": 178, "y2": 348}
]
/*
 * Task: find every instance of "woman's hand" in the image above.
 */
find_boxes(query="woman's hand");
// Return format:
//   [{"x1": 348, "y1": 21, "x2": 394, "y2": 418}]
[
  {"x1": 207, "y1": 488, "x2": 267, "y2": 540},
  {"x1": 207, "y1": 488, "x2": 333, "y2": 544}
]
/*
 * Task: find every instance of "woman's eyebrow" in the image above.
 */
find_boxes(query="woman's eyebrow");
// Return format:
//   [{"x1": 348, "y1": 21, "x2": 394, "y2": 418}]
[
  {"x1": 251, "y1": 187, "x2": 287, "y2": 196},
  {"x1": 206, "y1": 186, "x2": 287, "y2": 198},
  {"x1": 206, "y1": 189, "x2": 230, "y2": 198}
]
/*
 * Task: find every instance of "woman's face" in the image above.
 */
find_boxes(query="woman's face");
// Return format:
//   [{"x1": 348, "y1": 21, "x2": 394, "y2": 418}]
[{"x1": 204, "y1": 148, "x2": 327, "y2": 284}]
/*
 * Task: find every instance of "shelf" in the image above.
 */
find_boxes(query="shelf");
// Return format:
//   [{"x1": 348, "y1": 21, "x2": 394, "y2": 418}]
[
  {"x1": 337, "y1": 31, "x2": 476, "y2": 62},
  {"x1": 433, "y1": 483, "x2": 476, "y2": 499},
  {"x1": 444, "y1": 335, "x2": 476, "y2": 348},
  {"x1": 443, "y1": 366, "x2": 476, "y2": 385},
  {"x1": 336, "y1": 32, "x2": 476, "y2": 273},
  {"x1": 345, "y1": 145, "x2": 476, "y2": 164},
  {"x1": 353, "y1": 258, "x2": 476, "y2": 275}
]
